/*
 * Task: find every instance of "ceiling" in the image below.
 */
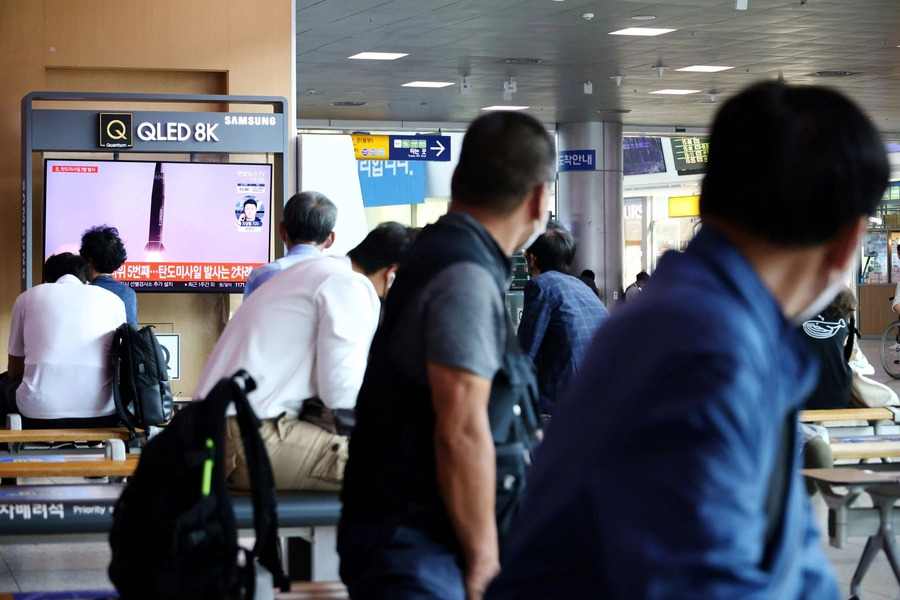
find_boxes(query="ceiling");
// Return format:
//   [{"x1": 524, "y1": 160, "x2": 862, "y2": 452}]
[{"x1": 295, "y1": 0, "x2": 900, "y2": 130}]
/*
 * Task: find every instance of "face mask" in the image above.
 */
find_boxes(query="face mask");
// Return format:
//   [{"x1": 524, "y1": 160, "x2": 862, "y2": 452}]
[
  {"x1": 521, "y1": 218, "x2": 547, "y2": 253},
  {"x1": 791, "y1": 279, "x2": 846, "y2": 327}
]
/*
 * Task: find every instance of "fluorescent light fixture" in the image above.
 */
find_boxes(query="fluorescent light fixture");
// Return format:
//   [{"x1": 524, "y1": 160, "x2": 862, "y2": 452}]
[
  {"x1": 676, "y1": 65, "x2": 734, "y2": 73},
  {"x1": 348, "y1": 52, "x2": 408, "y2": 60},
  {"x1": 650, "y1": 89, "x2": 702, "y2": 95},
  {"x1": 609, "y1": 27, "x2": 676, "y2": 37},
  {"x1": 401, "y1": 81, "x2": 455, "y2": 88},
  {"x1": 481, "y1": 105, "x2": 530, "y2": 111}
]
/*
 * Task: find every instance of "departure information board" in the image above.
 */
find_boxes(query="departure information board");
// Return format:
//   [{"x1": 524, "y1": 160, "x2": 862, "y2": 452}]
[{"x1": 671, "y1": 137, "x2": 709, "y2": 175}]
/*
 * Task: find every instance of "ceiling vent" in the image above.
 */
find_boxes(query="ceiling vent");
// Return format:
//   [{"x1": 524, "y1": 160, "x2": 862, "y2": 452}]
[
  {"x1": 812, "y1": 71, "x2": 854, "y2": 78},
  {"x1": 331, "y1": 101, "x2": 368, "y2": 107},
  {"x1": 505, "y1": 58, "x2": 543, "y2": 65}
]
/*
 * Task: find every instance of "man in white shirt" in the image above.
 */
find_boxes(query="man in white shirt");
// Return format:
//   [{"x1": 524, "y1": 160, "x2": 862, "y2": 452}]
[
  {"x1": 243, "y1": 191, "x2": 338, "y2": 299},
  {"x1": 1, "y1": 253, "x2": 127, "y2": 428},
  {"x1": 195, "y1": 222, "x2": 416, "y2": 491}
]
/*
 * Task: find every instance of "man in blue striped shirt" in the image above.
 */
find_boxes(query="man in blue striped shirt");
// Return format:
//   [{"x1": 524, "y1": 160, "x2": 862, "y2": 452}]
[{"x1": 243, "y1": 191, "x2": 337, "y2": 298}]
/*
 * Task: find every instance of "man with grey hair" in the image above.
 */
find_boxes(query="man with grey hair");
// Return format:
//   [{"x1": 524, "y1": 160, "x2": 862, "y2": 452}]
[{"x1": 243, "y1": 190, "x2": 337, "y2": 298}]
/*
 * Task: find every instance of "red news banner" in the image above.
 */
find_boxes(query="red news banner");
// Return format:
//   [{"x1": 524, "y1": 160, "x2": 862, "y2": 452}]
[{"x1": 112, "y1": 262, "x2": 263, "y2": 283}]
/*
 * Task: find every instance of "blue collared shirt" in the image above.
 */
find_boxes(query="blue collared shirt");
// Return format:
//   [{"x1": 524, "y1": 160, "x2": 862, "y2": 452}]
[
  {"x1": 487, "y1": 227, "x2": 838, "y2": 600},
  {"x1": 90, "y1": 275, "x2": 138, "y2": 325},
  {"x1": 243, "y1": 244, "x2": 321, "y2": 298},
  {"x1": 517, "y1": 270, "x2": 609, "y2": 414}
]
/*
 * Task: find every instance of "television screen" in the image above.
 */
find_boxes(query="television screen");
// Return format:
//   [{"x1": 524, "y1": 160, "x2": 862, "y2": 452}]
[
  {"x1": 44, "y1": 160, "x2": 272, "y2": 292},
  {"x1": 671, "y1": 137, "x2": 709, "y2": 175},
  {"x1": 623, "y1": 137, "x2": 667, "y2": 176}
]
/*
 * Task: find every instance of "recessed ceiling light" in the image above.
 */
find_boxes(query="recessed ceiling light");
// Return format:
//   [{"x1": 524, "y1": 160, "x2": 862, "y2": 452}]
[
  {"x1": 609, "y1": 28, "x2": 676, "y2": 36},
  {"x1": 632, "y1": 15, "x2": 657, "y2": 20},
  {"x1": 348, "y1": 52, "x2": 408, "y2": 60},
  {"x1": 401, "y1": 81, "x2": 455, "y2": 88},
  {"x1": 813, "y1": 70, "x2": 853, "y2": 77},
  {"x1": 331, "y1": 101, "x2": 368, "y2": 107},
  {"x1": 481, "y1": 105, "x2": 530, "y2": 111},
  {"x1": 598, "y1": 108, "x2": 633, "y2": 114},
  {"x1": 676, "y1": 65, "x2": 734, "y2": 73},
  {"x1": 505, "y1": 58, "x2": 543, "y2": 64},
  {"x1": 650, "y1": 89, "x2": 702, "y2": 95}
]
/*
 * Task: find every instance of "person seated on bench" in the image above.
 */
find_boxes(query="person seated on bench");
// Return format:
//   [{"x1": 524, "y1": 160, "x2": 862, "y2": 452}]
[
  {"x1": 80, "y1": 225, "x2": 138, "y2": 325},
  {"x1": 194, "y1": 219, "x2": 416, "y2": 491},
  {"x1": 799, "y1": 287, "x2": 855, "y2": 411},
  {"x1": 1, "y1": 253, "x2": 126, "y2": 428}
]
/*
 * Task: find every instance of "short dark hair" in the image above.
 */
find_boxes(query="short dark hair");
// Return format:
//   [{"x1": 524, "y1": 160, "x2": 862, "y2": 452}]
[
  {"x1": 700, "y1": 81, "x2": 889, "y2": 246},
  {"x1": 348, "y1": 222, "x2": 417, "y2": 275},
  {"x1": 44, "y1": 252, "x2": 88, "y2": 284},
  {"x1": 581, "y1": 269, "x2": 596, "y2": 281},
  {"x1": 636, "y1": 271, "x2": 650, "y2": 283},
  {"x1": 527, "y1": 221, "x2": 575, "y2": 275},
  {"x1": 80, "y1": 225, "x2": 128, "y2": 274},
  {"x1": 282, "y1": 191, "x2": 337, "y2": 244},
  {"x1": 243, "y1": 198, "x2": 258, "y2": 209},
  {"x1": 452, "y1": 112, "x2": 556, "y2": 215}
]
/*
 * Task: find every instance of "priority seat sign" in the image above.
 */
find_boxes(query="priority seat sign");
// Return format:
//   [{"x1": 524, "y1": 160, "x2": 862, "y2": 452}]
[{"x1": 353, "y1": 134, "x2": 451, "y2": 162}]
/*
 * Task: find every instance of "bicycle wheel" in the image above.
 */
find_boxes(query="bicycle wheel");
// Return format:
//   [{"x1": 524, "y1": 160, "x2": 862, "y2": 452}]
[{"x1": 880, "y1": 321, "x2": 900, "y2": 380}]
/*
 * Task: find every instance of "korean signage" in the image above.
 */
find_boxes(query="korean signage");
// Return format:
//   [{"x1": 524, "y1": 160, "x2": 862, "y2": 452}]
[
  {"x1": 558, "y1": 150, "x2": 596, "y2": 172},
  {"x1": 352, "y1": 134, "x2": 451, "y2": 162},
  {"x1": 30, "y1": 110, "x2": 285, "y2": 153},
  {"x1": 671, "y1": 137, "x2": 709, "y2": 175},
  {"x1": 882, "y1": 182, "x2": 900, "y2": 202},
  {"x1": 358, "y1": 160, "x2": 425, "y2": 207},
  {"x1": 111, "y1": 262, "x2": 263, "y2": 292}
]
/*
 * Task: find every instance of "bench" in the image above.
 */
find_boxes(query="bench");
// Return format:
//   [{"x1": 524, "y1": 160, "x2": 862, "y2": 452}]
[
  {"x1": 831, "y1": 435, "x2": 900, "y2": 460},
  {"x1": 799, "y1": 407, "x2": 899, "y2": 423},
  {"x1": 0, "y1": 454, "x2": 138, "y2": 480},
  {"x1": 0, "y1": 484, "x2": 343, "y2": 582}
]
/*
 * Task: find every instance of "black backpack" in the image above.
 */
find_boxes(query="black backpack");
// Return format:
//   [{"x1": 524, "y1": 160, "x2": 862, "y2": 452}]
[
  {"x1": 109, "y1": 370, "x2": 290, "y2": 600},
  {"x1": 111, "y1": 323, "x2": 174, "y2": 436}
]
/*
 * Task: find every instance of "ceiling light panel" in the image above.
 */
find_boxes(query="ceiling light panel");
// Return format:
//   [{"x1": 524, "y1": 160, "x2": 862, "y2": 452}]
[
  {"x1": 348, "y1": 52, "x2": 408, "y2": 60},
  {"x1": 609, "y1": 28, "x2": 676, "y2": 37},
  {"x1": 401, "y1": 81, "x2": 455, "y2": 88},
  {"x1": 650, "y1": 89, "x2": 701, "y2": 95},
  {"x1": 676, "y1": 66, "x2": 734, "y2": 73},
  {"x1": 481, "y1": 105, "x2": 530, "y2": 111}
]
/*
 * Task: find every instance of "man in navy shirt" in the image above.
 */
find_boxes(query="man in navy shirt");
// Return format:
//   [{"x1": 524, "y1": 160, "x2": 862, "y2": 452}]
[
  {"x1": 487, "y1": 81, "x2": 889, "y2": 599},
  {"x1": 518, "y1": 222, "x2": 608, "y2": 414},
  {"x1": 80, "y1": 225, "x2": 138, "y2": 325}
]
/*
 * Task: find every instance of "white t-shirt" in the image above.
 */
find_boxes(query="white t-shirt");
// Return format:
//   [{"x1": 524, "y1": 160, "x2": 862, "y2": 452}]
[
  {"x1": 7, "y1": 275, "x2": 127, "y2": 419},
  {"x1": 195, "y1": 255, "x2": 381, "y2": 419}
]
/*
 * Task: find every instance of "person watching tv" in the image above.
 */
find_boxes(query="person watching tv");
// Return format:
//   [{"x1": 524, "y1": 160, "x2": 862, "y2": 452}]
[
  {"x1": 194, "y1": 222, "x2": 417, "y2": 491},
  {"x1": 243, "y1": 191, "x2": 337, "y2": 298},
  {"x1": 80, "y1": 225, "x2": 138, "y2": 325},
  {"x1": 1, "y1": 252, "x2": 126, "y2": 428}
]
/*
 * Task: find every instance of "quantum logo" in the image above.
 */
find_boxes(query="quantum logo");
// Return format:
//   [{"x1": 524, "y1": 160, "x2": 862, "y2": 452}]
[{"x1": 99, "y1": 113, "x2": 133, "y2": 149}]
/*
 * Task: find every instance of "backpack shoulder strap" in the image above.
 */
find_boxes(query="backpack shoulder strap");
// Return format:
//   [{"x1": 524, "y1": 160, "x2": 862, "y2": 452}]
[
  {"x1": 110, "y1": 324, "x2": 140, "y2": 437},
  {"x1": 230, "y1": 370, "x2": 290, "y2": 593}
]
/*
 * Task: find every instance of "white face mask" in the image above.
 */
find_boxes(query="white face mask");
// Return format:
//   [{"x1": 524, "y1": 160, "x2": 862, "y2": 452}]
[
  {"x1": 521, "y1": 218, "x2": 547, "y2": 253},
  {"x1": 791, "y1": 279, "x2": 846, "y2": 327}
]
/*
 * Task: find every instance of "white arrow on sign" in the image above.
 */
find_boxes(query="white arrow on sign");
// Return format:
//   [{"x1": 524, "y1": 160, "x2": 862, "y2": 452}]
[{"x1": 430, "y1": 140, "x2": 446, "y2": 157}]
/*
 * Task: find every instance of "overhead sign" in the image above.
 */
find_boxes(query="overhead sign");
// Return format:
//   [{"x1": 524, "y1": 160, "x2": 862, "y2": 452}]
[
  {"x1": 668, "y1": 195, "x2": 701, "y2": 218},
  {"x1": 671, "y1": 137, "x2": 709, "y2": 175},
  {"x1": 558, "y1": 150, "x2": 596, "y2": 171},
  {"x1": 352, "y1": 134, "x2": 451, "y2": 162},
  {"x1": 358, "y1": 160, "x2": 425, "y2": 207},
  {"x1": 30, "y1": 110, "x2": 286, "y2": 153},
  {"x1": 154, "y1": 333, "x2": 181, "y2": 380},
  {"x1": 99, "y1": 113, "x2": 134, "y2": 149}
]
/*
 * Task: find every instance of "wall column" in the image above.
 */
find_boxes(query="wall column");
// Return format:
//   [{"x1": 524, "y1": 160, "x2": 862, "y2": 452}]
[{"x1": 556, "y1": 122, "x2": 624, "y2": 308}]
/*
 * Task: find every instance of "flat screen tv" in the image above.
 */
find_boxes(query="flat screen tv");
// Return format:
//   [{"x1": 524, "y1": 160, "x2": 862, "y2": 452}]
[
  {"x1": 44, "y1": 159, "x2": 272, "y2": 292},
  {"x1": 623, "y1": 137, "x2": 667, "y2": 176}
]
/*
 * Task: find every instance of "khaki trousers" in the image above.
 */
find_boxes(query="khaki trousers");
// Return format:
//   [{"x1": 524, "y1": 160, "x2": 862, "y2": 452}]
[{"x1": 224, "y1": 413, "x2": 349, "y2": 491}]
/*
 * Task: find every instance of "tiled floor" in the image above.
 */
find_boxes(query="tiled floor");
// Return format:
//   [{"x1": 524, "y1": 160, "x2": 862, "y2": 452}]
[{"x1": 1, "y1": 339, "x2": 899, "y2": 596}]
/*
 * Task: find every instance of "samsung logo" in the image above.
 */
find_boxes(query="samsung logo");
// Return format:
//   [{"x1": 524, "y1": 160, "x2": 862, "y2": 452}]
[{"x1": 224, "y1": 116, "x2": 278, "y2": 126}]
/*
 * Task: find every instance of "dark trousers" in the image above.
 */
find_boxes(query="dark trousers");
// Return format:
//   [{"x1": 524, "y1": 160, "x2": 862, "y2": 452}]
[
  {"x1": 338, "y1": 521, "x2": 465, "y2": 600},
  {"x1": 0, "y1": 373, "x2": 119, "y2": 429}
]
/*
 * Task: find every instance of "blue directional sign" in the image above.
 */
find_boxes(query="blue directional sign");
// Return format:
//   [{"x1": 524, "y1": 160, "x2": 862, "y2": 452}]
[
  {"x1": 558, "y1": 150, "x2": 596, "y2": 171},
  {"x1": 358, "y1": 160, "x2": 426, "y2": 207},
  {"x1": 389, "y1": 135, "x2": 451, "y2": 162}
]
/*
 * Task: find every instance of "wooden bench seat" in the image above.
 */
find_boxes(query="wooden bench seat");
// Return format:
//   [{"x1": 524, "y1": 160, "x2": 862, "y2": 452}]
[
  {"x1": 799, "y1": 407, "x2": 896, "y2": 423},
  {"x1": 0, "y1": 454, "x2": 138, "y2": 479},
  {"x1": 0, "y1": 428, "x2": 134, "y2": 444},
  {"x1": 832, "y1": 435, "x2": 900, "y2": 460}
]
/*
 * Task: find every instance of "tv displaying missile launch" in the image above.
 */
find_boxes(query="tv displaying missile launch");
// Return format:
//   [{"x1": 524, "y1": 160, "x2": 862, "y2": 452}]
[{"x1": 44, "y1": 159, "x2": 272, "y2": 292}]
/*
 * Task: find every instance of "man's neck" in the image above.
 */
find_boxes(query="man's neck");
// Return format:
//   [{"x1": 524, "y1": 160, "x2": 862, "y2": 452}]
[
  {"x1": 286, "y1": 240, "x2": 324, "y2": 252},
  {"x1": 448, "y1": 203, "x2": 523, "y2": 256},
  {"x1": 704, "y1": 219, "x2": 827, "y2": 320}
]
